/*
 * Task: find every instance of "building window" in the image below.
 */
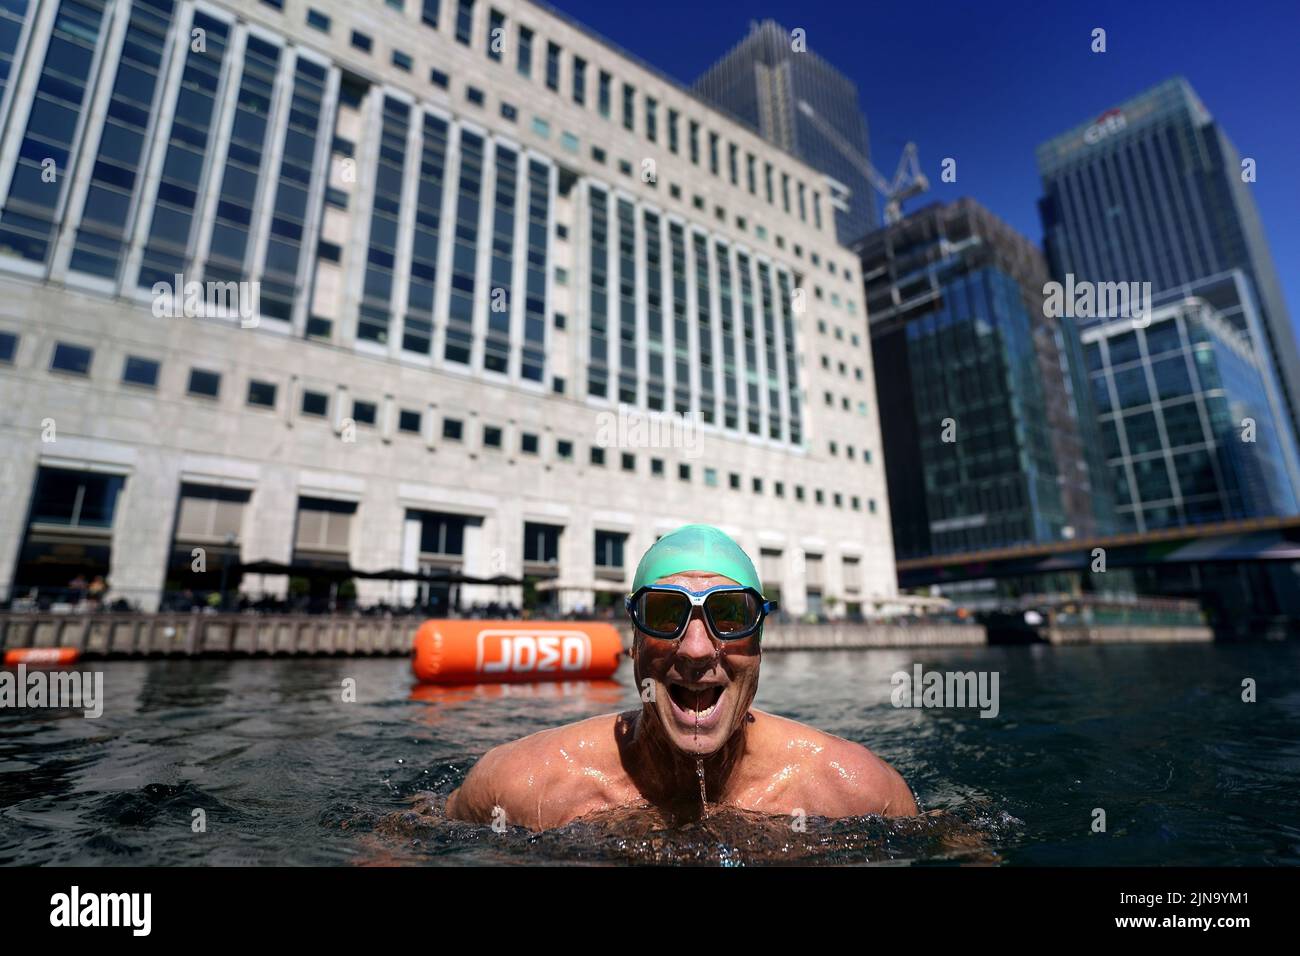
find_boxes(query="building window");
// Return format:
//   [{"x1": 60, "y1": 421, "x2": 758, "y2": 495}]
[
  {"x1": 392, "y1": 50, "x2": 413, "y2": 72},
  {"x1": 455, "y1": 0, "x2": 474, "y2": 45},
  {"x1": 552, "y1": 376, "x2": 565, "y2": 394},
  {"x1": 521, "y1": 432, "x2": 539, "y2": 454},
  {"x1": 247, "y1": 380, "x2": 277, "y2": 408},
  {"x1": 51, "y1": 343, "x2": 92, "y2": 376},
  {"x1": 395, "y1": 107, "x2": 447, "y2": 356},
  {"x1": 598, "y1": 71, "x2": 611, "y2": 117},
  {"x1": 621, "y1": 83, "x2": 634, "y2": 131},
  {"x1": 399, "y1": 409, "x2": 422, "y2": 434},
  {"x1": 650, "y1": 457, "x2": 665, "y2": 476},
  {"x1": 545, "y1": 42, "x2": 560, "y2": 91},
  {"x1": 556, "y1": 439, "x2": 573, "y2": 460},
  {"x1": 500, "y1": 102, "x2": 517, "y2": 121},
  {"x1": 704, "y1": 468, "x2": 718, "y2": 487},
  {"x1": 188, "y1": 369, "x2": 221, "y2": 398},
  {"x1": 572, "y1": 56, "x2": 586, "y2": 105},
  {"x1": 306, "y1": 316, "x2": 332, "y2": 339},
  {"x1": 524, "y1": 522, "x2": 561, "y2": 564},
  {"x1": 0, "y1": 331, "x2": 16, "y2": 363},
  {"x1": 752, "y1": 477, "x2": 763, "y2": 494},
  {"x1": 351, "y1": 400, "x2": 377, "y2": 425},
  {"x1": 301, "y1": 391, "x2": 329, "y2": 417},
  {"x1": 487, "y1": 8, "x2": 504, "y2": 61},
  {"x1": 729, "y1": 472, "x2": 741, "y2": 490},
  {"x1": 351, "y1": 31, "x2": 372, "y2": 53},
  {"x1": 646, "y1": 97, "x2": 658, "y2": 141},
  {"x1": 532, "y1": 117, "x2": 550, "y2": 138},
  {"x1": 294, "y1": 497, "x2": 355, "y2": 557},
  {"x1": 560, "y1": 132, "x2": 578, "y2": 153},
  {"x1": 483, "y1": 425, "x2": 503, "y2": 448},
  {"x1": 590, "y1": 446, "x2": 606, "y2": 466},
  {"x1": 422, "y1": 0, "x2": 440, "y2": 28},
  {"x1": 591, "y1": 146, "x2": 606, "y2": 164},
  {"x1": 517, "y1": 25, "x2": 532, "y2": 76},
  {"x1": 306, "y1": 9, "x2": 330, "y2": 33},
  {"x1": 122, "y1": 356, "x2": 159, "y2": 388},
  {"x1": 442, "y1": 417, "x2": 463, "y2": 440},
  {"x1": 430, "y1": 68, "x2": 450, "y2": 88},
  {"x1": 668, "y1": 109, "x2": 679, "y2": 153},
  {"x1": 621, "y1": 452, "x2": 635, "y2": 472},
  {"x1": 25, "y1": 466, "x2": 125, "y2": 532},
  {"x1": 594, "y1": 530, "x2": 627, "y2": 570},
  {"x1": 466, "y1": 85, "x2": 485, "y2": 106}
]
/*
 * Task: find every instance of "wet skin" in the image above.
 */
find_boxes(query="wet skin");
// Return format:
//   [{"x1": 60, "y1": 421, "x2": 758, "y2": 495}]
[{"x1": 446, "y1": 570, "x2": 919, "y2": 830}]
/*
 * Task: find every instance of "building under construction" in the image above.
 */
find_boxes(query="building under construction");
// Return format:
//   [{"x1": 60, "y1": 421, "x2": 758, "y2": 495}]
[{"x1": 855, "y1": 198, "x2": 1114, "y2": 561}]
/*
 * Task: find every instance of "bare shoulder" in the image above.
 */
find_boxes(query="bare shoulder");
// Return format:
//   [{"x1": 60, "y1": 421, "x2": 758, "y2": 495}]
[
  {"x1": 752, "y1": 709, "x2": 919, "y2": 818},
  {"x1": 446, "y1": 712, "x2": 629, "y2": 829}
]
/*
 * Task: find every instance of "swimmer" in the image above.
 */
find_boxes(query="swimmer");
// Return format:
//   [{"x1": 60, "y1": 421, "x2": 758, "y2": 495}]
[{"x1": 446, "y1": 524, "x2": 918, "y2": 829}]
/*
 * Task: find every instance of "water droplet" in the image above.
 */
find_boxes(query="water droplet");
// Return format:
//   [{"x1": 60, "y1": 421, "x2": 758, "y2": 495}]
[{"x1": 695, "y1": 756, "x2": 708, "y2": 816}]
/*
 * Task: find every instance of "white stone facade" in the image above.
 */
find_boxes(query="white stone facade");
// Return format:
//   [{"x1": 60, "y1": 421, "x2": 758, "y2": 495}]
[{"x1": 0, "y1": 0, "x2": 894, "y2": 613}]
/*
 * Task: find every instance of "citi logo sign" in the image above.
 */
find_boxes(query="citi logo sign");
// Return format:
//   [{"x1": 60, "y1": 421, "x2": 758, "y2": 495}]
[
  {"x1": 476, "y1": 630, "x2": 592, "y2": 674},
  {"x1": 1084, "y1": 108, "x2": 1127, "y2": 145}
]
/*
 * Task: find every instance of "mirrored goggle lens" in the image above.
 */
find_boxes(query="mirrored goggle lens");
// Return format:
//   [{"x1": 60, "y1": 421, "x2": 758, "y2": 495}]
[
  {"x1": 639, "y1": 590, "x2": 691, "y2": 634},
  {"x1": 705, "y1": 590, "x2": 761, "y2": 636}
]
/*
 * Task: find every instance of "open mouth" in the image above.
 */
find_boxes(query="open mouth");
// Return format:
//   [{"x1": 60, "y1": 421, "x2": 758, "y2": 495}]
[{"x1": 667, "y1": 681, "x2": 725, "y2": 720}]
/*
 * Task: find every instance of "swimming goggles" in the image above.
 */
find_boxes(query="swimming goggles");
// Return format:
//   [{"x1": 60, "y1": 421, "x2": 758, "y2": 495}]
[{"x1": 625, "y1": 584, "x2": 777, "y2": 642}]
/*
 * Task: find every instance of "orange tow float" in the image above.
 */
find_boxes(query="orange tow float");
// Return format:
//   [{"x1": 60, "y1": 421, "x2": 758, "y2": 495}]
[
  {"x1": 411, "y1": 620, "x2": 624, "y2": 684},
  {"x1": 4, "y1": 648, "x2": 80, "y2": 666}
]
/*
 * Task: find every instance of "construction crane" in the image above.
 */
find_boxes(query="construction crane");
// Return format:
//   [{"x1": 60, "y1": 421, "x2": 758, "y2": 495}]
[{"x1": 796, "y1": 99, "x2": 929, "y2": 225}]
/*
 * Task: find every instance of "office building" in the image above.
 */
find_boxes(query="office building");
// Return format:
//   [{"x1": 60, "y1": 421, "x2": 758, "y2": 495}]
[
  {"x1": 693, "y1": 19, "x2": 876, "y2": 246},
  {"x1": 1037, "y1": 76, "x2": 1300, "y2": 458},
  {"x1": 0, "y1": 0, "x2": 890, "y2": 614},
  {"x1": 856, "y1": 198, "x2": 1112, "y2": 560},
  {"x1": 1083, "y1": 272, "x2": 1300, "y2": 532}
]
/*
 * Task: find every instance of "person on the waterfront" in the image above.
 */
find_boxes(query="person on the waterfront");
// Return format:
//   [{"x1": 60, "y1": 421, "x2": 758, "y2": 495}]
[{"x1": 446, "y1": 524, "x2": 918, "y2": 830}]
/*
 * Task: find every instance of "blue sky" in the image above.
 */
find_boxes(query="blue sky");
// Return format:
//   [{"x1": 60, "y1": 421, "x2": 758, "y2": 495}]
[{"x1": 544, "y1": 0, "x2": 1300, "y2": 334}]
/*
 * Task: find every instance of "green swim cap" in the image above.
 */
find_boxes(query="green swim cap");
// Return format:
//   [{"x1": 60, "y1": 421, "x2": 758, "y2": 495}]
[{"x1": 631, "y1": 524, "x2": 761, "y2": 592}]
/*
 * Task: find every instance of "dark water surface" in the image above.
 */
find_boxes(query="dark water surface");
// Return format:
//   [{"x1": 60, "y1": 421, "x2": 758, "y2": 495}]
[{"x1": 2, "y1": 643, "x2": 1298, "y2": 865}]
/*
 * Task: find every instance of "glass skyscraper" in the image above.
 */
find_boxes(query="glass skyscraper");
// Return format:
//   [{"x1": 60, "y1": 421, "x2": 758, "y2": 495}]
[
  {"x1": 1036, "y1": 77, "x2": 1300, "y2": 457},
  {"x1": 857, "y1": 199, "x2": 1112, "y2": 560},
  {"x1": 1083, "y1": 273, "x2": 1300, "y2": 532},
  {"x1": 693, "y1": 19, "x2": 877, "y2": 246}
]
